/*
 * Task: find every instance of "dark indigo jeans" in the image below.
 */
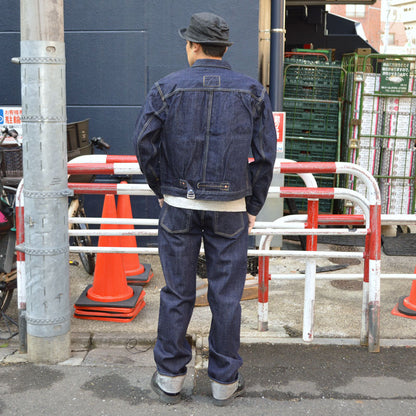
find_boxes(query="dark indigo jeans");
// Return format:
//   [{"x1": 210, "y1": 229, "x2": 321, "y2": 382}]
[{"x1": 154, "y1": 203, "x2": 248, "y2": 384}]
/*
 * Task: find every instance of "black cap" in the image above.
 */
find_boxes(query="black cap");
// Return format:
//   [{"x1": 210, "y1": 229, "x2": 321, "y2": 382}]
[{"x1": 179, "y1": 12, "x2": 233, "y2": 46}]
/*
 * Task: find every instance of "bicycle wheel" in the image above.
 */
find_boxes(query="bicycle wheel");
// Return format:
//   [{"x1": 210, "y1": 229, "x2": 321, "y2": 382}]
[
  {"x1": 0, "y1": 272, "x2": 16, "y2": 313},
  {"x1": 73, "y1": 221, "x2": 95, "y2": 275},
  {"x1": 69, "y1": 198, "x2": 95, "y2": 275},
  {"x1": 2, "y1": 185, "x2": 17, "y2": 209}
]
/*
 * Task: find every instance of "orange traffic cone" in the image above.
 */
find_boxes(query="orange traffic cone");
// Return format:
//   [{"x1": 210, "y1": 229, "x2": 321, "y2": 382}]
[
  {"x1": 74, "y1": 194, "x2": 145, "y2": 321},
  {"x1": 117, "y1": 183, "x2": 153, "y2": 285},
  {"x1": 391, "y1": 267, "x2": 416, "y2": 319}
]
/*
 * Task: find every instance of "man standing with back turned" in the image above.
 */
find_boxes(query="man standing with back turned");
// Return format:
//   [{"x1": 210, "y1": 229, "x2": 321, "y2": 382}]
[{"x1": 133, "y1": 12, "x2": 276, "y2": 406}]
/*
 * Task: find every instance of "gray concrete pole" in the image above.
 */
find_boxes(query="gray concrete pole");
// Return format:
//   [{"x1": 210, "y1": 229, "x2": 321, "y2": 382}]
[
  {"x1": 269, "y1": 0, "x2": 286, "y2": 111},
  {"x1": 256, "y1": 0, "x2": 285, "y2": 248},
  {"x1": 19, "y1": 0, "x2": 71, "y2": 363}
]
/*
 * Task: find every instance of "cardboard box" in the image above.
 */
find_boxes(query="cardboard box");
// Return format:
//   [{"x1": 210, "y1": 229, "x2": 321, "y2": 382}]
[{"x1": 356, "y1": 48, "x2": 372, "y2": 55}]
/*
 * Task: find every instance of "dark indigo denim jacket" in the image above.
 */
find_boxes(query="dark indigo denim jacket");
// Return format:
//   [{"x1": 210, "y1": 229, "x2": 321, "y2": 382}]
[{"x1": 133, "y1": 59, "x2": 276, "y2": 216}]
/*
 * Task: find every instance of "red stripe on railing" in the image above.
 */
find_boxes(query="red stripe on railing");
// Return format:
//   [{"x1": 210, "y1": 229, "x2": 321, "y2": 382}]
[
  {"x1": 318, "y1": 214, "x2": 365, "y2": 226},
  {"x1": 280, "y1": 162, "x2": 337, "y2": 174},
  {"x1": 106, "y1": 155, "x2": 138, "y2": 163},
  {"x1": 369, "y1": 204, "x2": 381, "y2": 261},
  {"x1": 68, "y1": 163, "x2": 115, "y2": 175},
  {"x1": 68, "y1": 183, "x2": 118, "y2": 194},
  {"x1": 306, "y1": 200, "x2": 319, "y2": 251},
  {"x1": 258, "y1": 256, "x2": 269, "y2": 304},
  {"x1": 16, "y1": 206, "x2": 25, "y2": 261},
  {"x1": 279, "y1": 187, "x2": 336, "y2": 199}
]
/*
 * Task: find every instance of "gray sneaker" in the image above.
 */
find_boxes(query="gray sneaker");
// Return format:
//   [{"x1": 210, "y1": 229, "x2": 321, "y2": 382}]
[
  {"x1": 212, "y1": 374, "x2": 245, "y2": 406},
  {"x1": 150, "y1": 371, "x2": 182, "y2": 405}
]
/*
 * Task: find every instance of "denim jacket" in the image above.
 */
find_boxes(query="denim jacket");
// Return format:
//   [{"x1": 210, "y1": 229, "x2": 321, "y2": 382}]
[{"x1": 133, "y1": 59, "x2": 276, "y2": 216}]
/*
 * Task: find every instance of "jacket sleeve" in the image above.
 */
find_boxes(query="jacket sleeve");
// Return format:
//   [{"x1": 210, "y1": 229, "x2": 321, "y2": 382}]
[
  {"x1": 246, "y1": 89, "x2": 277, "y2": 216},
  {"x1": 132, "y1": 84, "x2": 166, "y2": 199}
]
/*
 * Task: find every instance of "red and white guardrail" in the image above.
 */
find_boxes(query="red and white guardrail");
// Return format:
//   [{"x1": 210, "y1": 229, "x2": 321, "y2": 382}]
[{"x1": 15, "y1": 156, "x2": 399, "y2": 352}]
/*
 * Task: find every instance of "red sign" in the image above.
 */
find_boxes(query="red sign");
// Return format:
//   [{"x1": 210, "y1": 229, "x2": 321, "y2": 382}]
[{"x1": 273, "y1": 111, "x2": 285, "y2": 153}]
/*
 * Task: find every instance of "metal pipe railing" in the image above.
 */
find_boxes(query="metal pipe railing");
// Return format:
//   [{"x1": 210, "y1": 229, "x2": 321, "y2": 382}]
[{"x1": 16, "y1": 157, "x2": 388, "y2": 352}]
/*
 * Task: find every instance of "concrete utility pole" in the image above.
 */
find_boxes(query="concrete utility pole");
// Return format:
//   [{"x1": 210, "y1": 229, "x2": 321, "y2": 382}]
[
  {"x1": 19, "y1": 0, "x2": 70, "y2": 363},
  {"x1": 269, "y1": 0, "x2": 286, "y2": 111}
]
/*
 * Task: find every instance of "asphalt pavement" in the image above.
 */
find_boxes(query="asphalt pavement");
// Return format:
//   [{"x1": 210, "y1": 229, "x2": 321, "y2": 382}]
[{"x1": 1, "y1": 341, "x2": 416, "y2": 415}]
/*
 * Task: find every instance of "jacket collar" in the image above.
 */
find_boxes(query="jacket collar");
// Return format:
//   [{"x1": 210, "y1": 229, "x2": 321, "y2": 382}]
[{"x1": 192, "y1": 59, "x2": 232, "y2": 70}]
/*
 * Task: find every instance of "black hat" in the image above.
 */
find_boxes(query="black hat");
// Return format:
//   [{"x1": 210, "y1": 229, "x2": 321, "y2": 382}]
[{"x1": 179, "y1": 12, "x2": 233, "y2": 46}]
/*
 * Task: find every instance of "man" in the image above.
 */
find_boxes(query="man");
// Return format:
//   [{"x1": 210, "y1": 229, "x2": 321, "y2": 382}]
[{"x1": 133, "y1": 12, "x2": 276, "y2": 406}]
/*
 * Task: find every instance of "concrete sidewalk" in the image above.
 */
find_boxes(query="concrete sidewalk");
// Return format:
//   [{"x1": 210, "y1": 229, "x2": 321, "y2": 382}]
[
  {"x1": 1, "y1": 238, "x2": 415, "y2": 350},
  {"x1": 67, "y1": 238, "x2": 415, "y2": 348}
]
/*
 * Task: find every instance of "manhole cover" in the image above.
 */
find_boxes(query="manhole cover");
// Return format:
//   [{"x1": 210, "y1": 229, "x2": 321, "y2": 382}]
[{"x1": 330, "y1": 280, "x2": 363, "y2": 291}]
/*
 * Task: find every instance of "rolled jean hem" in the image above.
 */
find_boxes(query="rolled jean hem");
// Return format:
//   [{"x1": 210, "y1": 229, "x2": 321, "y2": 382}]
[
  {"x1": 157, "y1": 368, "x2": 188, "y2": 378},
  {"x1": 208, "y1": 374, "x2": 239, "y2": 385}
]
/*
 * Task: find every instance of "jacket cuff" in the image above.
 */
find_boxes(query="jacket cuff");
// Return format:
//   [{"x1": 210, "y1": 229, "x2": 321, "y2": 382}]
[
  {"x1": 246, "y1": 199, "x2": 261, "y2": 216},
  {"x1": 154, "y1": 190, "x2": 164, "y2": 199},
  {"x1": 149, "y1": 185, "x2": 163, "y2": 200}
]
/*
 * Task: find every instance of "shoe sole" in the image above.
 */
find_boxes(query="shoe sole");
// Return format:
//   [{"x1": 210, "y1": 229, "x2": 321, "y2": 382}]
[
  {"x1": 212, "y1": 376, "x2": 245, "y2": 407},
  {"x1": 150, "y1": 372, "x2": 181, "y2": 405},
  {"x1": 212, "y1": 387, "x2": 245, "y2": 406}
]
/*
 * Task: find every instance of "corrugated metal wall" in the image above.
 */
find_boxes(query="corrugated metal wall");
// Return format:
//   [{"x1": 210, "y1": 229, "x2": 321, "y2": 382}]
[
  {"x1": 1, "y1": 1, "x2": 259, "y2": 154},
  {"x1": 0, "y1": 1, "x2": 259, "y2": 243},
  {"x1": 0, "y1": 4, "x2": 20, "y2": 106}
]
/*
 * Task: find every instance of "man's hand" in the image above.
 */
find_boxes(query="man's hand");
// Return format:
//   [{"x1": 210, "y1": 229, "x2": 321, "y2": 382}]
[
  {"x1": 248, "y1": 213, "x2": 256, "y2": 234},
  {"x1": 158, "y1": 198, "x2": 164, "y2": 208}
]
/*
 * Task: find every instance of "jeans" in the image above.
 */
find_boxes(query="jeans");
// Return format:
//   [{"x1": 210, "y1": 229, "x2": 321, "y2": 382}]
[{"x1": 154, "y1": 203, "x2": 249, "y2": 384}]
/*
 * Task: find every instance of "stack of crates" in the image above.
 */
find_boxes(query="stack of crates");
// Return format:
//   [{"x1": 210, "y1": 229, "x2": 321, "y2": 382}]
[
  {"x1": 341, "y1": 53, "x2": 416, "y2": 215},
  {"x1": 283, "y1": 52, "x2": 345, "y2": 213}
]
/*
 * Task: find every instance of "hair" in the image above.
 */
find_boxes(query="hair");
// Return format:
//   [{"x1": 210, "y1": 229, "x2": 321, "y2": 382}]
[{"x1": 189, "y1": 42, "x2": 227, "y2": 58}]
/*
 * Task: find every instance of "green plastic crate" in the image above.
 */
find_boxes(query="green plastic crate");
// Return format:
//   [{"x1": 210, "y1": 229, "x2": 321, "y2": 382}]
[
  {"x1": 285, "y1": 120, "x2": 339, "y2": 139},
  {"x1": 286, "y1": 111, "x2": 338, "y2": 124},
  {"x1": 285, "y1": 137, "x2": 338, "y2": 162},
  {"x1": 284, "y1": 85, "x2": 341, "y2": 101},
  {"x1": 283, "y1": 99, "x2": 339, "y2": 114}
]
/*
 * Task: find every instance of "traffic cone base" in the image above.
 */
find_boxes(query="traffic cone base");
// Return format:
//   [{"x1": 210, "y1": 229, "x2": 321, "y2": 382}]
[
  {"x1": 75, "y1": 285, "x2": 143, "y2": 311},
  {"x1": 391, "y1": 296, "x2": 416, "y2": 319},
  {"x1": 124, "y1": 256, "x2": 145, "y2": 276},
  {"x1": 74, "y1": 290, "x2": 146, "y2": 322},
  {"x1": 75, "y1": 290, "x2": 146, "y2": 314},
  {"x1": 391, "y1": 278, "x2": 416, "y2": 319},
  {"x1": 74, "y1": 299, "x2": 146, "y2": 322},
  {"x1": 74, "y1": 297, "x2": 146, "y2": 318},
  {"x1": 391, "y1": 303, "x2": 416, "y2": 319},
  {"x1": 126, "y1": 263, "x2": 154, "y2": 286}
]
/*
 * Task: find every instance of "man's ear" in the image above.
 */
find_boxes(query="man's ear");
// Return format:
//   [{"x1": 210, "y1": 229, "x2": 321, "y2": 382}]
[{"x1": 191, "y1": 42, "x2": 202, "y2": 53}]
